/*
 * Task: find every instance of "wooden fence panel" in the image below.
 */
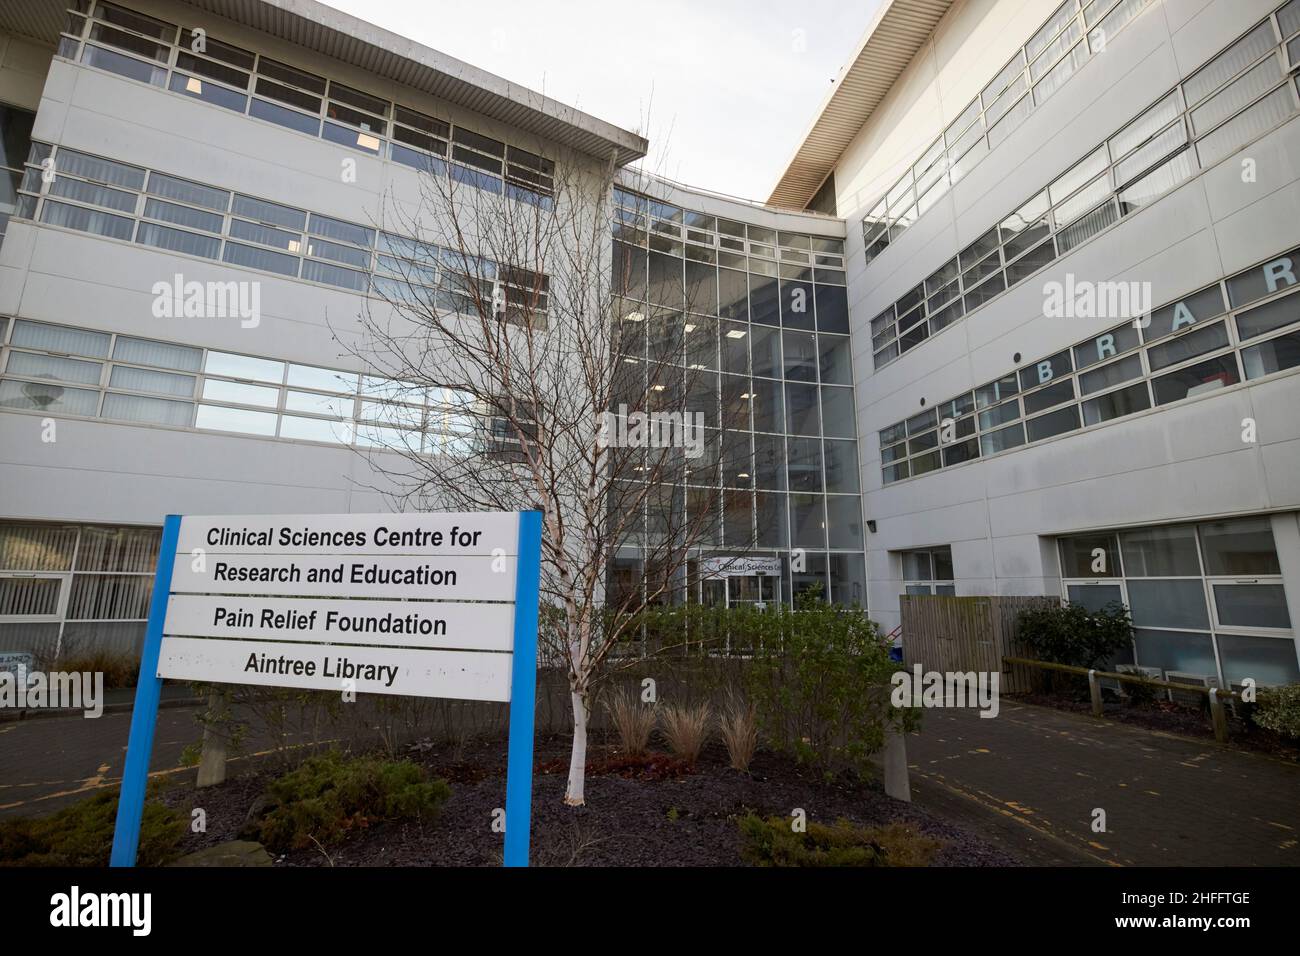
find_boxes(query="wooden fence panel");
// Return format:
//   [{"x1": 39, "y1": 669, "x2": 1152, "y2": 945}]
[{"x1": 900, "y1": 594, "x2": 1057, "y2": 693}]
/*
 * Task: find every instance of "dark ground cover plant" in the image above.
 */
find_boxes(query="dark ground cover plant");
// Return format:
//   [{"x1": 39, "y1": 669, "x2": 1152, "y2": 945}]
[
  {"x1": 0, "y1": 785, "x2": 184, "y2": 867},
  {"x1": 738, "y1": 814, "x2": 943, "y2": 867},
  {"x1": 157, "y1": 734, "x2": 1015, "y2": 866},
  {"x1": 257, "y1": 750, "x2": 451, "y2": 852}
]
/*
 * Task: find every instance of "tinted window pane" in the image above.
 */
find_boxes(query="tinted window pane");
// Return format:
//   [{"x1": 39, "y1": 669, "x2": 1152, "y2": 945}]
[
  {"x1": 1151, "y1": 354, "x2": 1239, "y2": 405},
  {"x1": 823, "y1": 439, "x2": 859, "y2": 493},
  {"x1": 1025, "y1": 403, "x2": 1079, "y2": 441},
  {"x1": 250, "y1": 97, "x2": 321, "y2": 135},
  {"x1": 1242, "y1": 329, "x2": 1300, "y2": 379},
  {"x1": 1199, "y1": 517, "x2": 1281, "y2": 575},
  {"x1": 1081, "y1": 381, "x2": 1150, "y2": 425},
  {"x1": 821, "y1": 386, "x2": 855, "y2": 438},
  {"x1": 1235, "y1": 293, "x2": 1300, "y2": 341},
  {"x1": 1120, "y1": 525, "x2": 1200, "y2": 576},
  {"x1": 1213, "y1": 584, "x2": 1291, "y2": 629},
  {"x1": 1217, "y1": 633, "x2": 1300, "y2": 687},
  {"x1": 1128, "y1": 579, "x2": 1209, "y2": 629},
  {"x1": 1060, "y1": 533, "x2": 1118, "y2": 577}
]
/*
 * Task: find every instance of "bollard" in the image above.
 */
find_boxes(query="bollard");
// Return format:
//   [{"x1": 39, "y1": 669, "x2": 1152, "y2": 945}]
[
  {"x1": 1208, "y1": 687, "x2": 1229, "y2": 745},
  {"x1": 196, "y1": 689, "x2": 229, "y2": 788},
  {"x1": 1088, "y1": 668, "x2": 1103, "y2": 718},
  {"x1": 883, "y1": 724, "x2": 911, "y2": 803}
]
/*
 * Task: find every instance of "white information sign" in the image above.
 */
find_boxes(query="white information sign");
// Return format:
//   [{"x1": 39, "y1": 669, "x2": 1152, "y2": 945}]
[{"x1": 156, "y1": 512, "x2": 522, "y2": 701}]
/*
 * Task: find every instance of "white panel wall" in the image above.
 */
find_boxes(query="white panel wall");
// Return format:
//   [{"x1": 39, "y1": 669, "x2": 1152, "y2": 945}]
[{"x1": 829, "y1": 0, "x2": 1300, "y2": 628}]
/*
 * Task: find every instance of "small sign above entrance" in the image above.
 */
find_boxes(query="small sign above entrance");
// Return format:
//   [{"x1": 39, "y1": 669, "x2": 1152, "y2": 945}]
[{"x1": 700, "y1": 556, "x2": 781, "y2": 578}]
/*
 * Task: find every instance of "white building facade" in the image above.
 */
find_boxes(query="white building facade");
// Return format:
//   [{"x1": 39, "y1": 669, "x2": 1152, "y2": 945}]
[
  {"x1": 0, "y1": 0, "x2": 860, "y2": 663},
  {"x1": 769, "y1": 0, "x2": 1300, "y2": 688}
]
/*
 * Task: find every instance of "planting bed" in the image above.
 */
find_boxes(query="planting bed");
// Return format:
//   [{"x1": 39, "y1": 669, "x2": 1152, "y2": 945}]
[{"x1": 162, "y1": 734, "x2": 1019, "y2": 867}]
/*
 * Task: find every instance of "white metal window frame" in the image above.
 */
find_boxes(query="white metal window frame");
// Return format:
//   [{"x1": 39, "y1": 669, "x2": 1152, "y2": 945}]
[{"x1": 1059, "y1": 523, "x2": 1296, "y2": 688}]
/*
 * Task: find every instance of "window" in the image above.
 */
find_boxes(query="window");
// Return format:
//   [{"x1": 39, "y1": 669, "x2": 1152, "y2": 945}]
[
  {"x1": 0, "y1": 521, "x2": 161, "y2": 663},
  {"x1": 1059, "y1": 519, "x2": 1297, "y2": 686},
  {"x1": 900, "y1": 546, "x2": 955, "y2": 596},
  {"x1": 869, "y1": 1, "x2": 1296, "y2": 371}
]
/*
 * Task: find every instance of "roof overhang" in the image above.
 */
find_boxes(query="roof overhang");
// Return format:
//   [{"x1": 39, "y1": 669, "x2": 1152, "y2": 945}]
[
  {"x1": 0, "y1": 0, "x2": 649, "y2": 167},
  {"x1": 766, "y1": 0, "x2": 955, "y2": 210}
]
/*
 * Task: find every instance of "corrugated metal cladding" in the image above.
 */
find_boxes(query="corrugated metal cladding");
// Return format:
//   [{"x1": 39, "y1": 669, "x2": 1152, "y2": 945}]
[
  {"x1": 0, "y1": 0, "x2": 646, "y2": 166},
  {"x1": 767, "y1": 0, "x2": 955, "y2": 211},
  {"x1": 0, "y1": 1, "x2": 64, "y2": 44}
]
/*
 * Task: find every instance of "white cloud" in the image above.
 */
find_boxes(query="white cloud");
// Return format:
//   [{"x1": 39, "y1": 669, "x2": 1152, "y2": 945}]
[{"x1": 318, "y1": 0, "x2": 878, "y2": 202}]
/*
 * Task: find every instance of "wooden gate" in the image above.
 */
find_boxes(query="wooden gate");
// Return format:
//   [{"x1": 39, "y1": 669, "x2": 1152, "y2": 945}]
[{"x1": 899, "y1": 595, "x2": 1055, "y2": 693}]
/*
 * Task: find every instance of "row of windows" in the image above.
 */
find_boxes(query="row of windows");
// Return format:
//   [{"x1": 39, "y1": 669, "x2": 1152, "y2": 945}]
[
  {"x1": 615, "y1": 310, "x2": 852, "y2": 384},
  {"x1": 869, "y1": 0, "x2": 1300, "y2": 369},
  {"x1": 13, "y1": 143, "x2": 547, "y2": 315},
  {"x1": 878, "y1": 246, "x2": 1300, "y2": 485},
  {"x1": 1059, "y1": 518, "x2": 1298, "y2": 688},
  {"x1": 0, "y1": 314, "x2": 863, "y2": 503},
  {"x1": 0, "y1": 316, "x2": 531, "y2": 455},
  {"x1": 609, "y1": 551, "x2": 868, "y2": 610},
  {"x1": 59, "y1": 1, "x2": 555, "y2": 205},
  {"x1": 861, "y1": 0, "x2": 1157, "y2": 267},
  {"x1": 611, "y1": 486, "x2": 864, "y2": 553},
  {"x1": 612, "y1": 186, "x2": 845, "y2": 277},
  {"x1": 612, "y1": 243, "x2": 849, "y2": 332},
  {"x1": 606, "y1": 426, "x2": 861, "y2": 495}
]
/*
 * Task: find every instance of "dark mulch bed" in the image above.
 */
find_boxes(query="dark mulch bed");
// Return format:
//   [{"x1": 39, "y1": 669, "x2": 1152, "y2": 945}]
[
  {"x1": 1010, "y1": 692, "x2": 1300, "y2": 761},
  {"x1": 161, "y1": 735, "x2": 1019, "y2": 867}
]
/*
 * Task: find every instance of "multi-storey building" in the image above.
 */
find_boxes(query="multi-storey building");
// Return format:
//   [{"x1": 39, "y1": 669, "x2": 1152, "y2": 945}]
[
  {"x1": 2, "y1": 0, "x2": 1297, "y2": 693},
  {"x1": 769, "y1": 0, "x2": 1300, "y2": 688},
  {"x1": 0, "y1": 0, "x2": 860, "y2": 663}
]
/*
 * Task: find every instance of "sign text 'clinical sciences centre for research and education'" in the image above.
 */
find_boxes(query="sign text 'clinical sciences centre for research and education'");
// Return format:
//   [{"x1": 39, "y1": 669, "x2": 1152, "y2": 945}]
[{"x1": 110, "y1": 511, "x2": 543, "y2": 867}]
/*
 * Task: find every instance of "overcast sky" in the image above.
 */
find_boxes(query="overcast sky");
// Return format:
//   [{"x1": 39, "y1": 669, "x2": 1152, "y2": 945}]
[{"x1": 320, "y1": 0, "x2": 881, "y2": 202}]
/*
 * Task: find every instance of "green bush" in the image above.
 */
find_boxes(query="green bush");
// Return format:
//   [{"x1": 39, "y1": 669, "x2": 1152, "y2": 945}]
[
  {"x1": 1252, "y1": 683, "x2": 1300, "y2": 739},
  {"x1": 1017, "y1": 601, "x2": 1134, "y2": 670},
  {"x1": 259, "y1": 750, "x2": 451, "y2": 851},
  {"x1": 738, "y1": 814, "x2": 942, "y2": 867},
  {"x1": 0, "y1": 786, "x2": 184, "y2": 867},
  {"x1": 744, "y1": 589, "x2": 914, "y2": 775}
]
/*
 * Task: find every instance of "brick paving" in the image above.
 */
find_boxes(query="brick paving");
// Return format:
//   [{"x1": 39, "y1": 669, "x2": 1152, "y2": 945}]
[{"x1": 904, "y1": 700, "x2": 1300, "y2": 866}]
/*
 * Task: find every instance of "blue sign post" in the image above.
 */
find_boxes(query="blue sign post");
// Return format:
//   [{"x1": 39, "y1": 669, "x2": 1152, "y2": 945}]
[
  {"x1": 110, "y1": 513, "x2": 180, "y2": 868},
  {"x1": 110, "y1": 510, "x2": 543, "y2": 868},
  {"x1": 504, "y1": 510, "x2": 542, "y2": 867}
]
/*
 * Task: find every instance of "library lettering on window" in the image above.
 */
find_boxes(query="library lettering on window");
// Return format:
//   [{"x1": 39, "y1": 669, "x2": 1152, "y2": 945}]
[{"x1": 1, "y1": 0, "x2": 1298, "y2": 691}]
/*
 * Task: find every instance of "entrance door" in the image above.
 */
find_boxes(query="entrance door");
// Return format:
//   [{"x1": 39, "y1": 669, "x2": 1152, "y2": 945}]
[{"x1": 726, "y1": 573, "x2": 780, "y2": 609}]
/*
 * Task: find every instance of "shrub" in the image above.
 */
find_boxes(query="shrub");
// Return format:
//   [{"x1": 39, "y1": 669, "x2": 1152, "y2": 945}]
[
  {"x1": 719, "y1": 692, "x2": 758, "y2": 771},
  {"x1": 1253, "y1": 683, "x2": 1300, "y2": 739},
  {"x1": 49, "y1": 651, "x2": 140, "y2": 690},
  {"x1": 1017, "y1": 601, "x2": 1134, "y2": 670},
  {"x1": 603, "y1": 685, "x2": 656, "y2": 756},
  {"x1": 745, "y1": 589, "x2": 913, "y2": 775},
  {"x1": 738, "y1": 814, "x2": 942, "y2": 867},
  {"x1": 659, "y1": 701, "x2": 712, "y2": 765},
  {"x1": 258, "y1": 750, "x2": 450, "y2": 852},
  {"x1": 0, "y1": 786, "x2": 184, "y2": 867}
]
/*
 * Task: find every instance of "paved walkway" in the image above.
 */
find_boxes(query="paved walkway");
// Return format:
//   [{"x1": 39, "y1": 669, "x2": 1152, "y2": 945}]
[{"x1": 904, "y1": 700, "x2": 1300, "y2": 866}]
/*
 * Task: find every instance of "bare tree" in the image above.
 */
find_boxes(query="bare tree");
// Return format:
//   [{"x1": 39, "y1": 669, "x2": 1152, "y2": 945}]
[{"x1": 341, "y1": 139, "x2": 756, "y2": 805}]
